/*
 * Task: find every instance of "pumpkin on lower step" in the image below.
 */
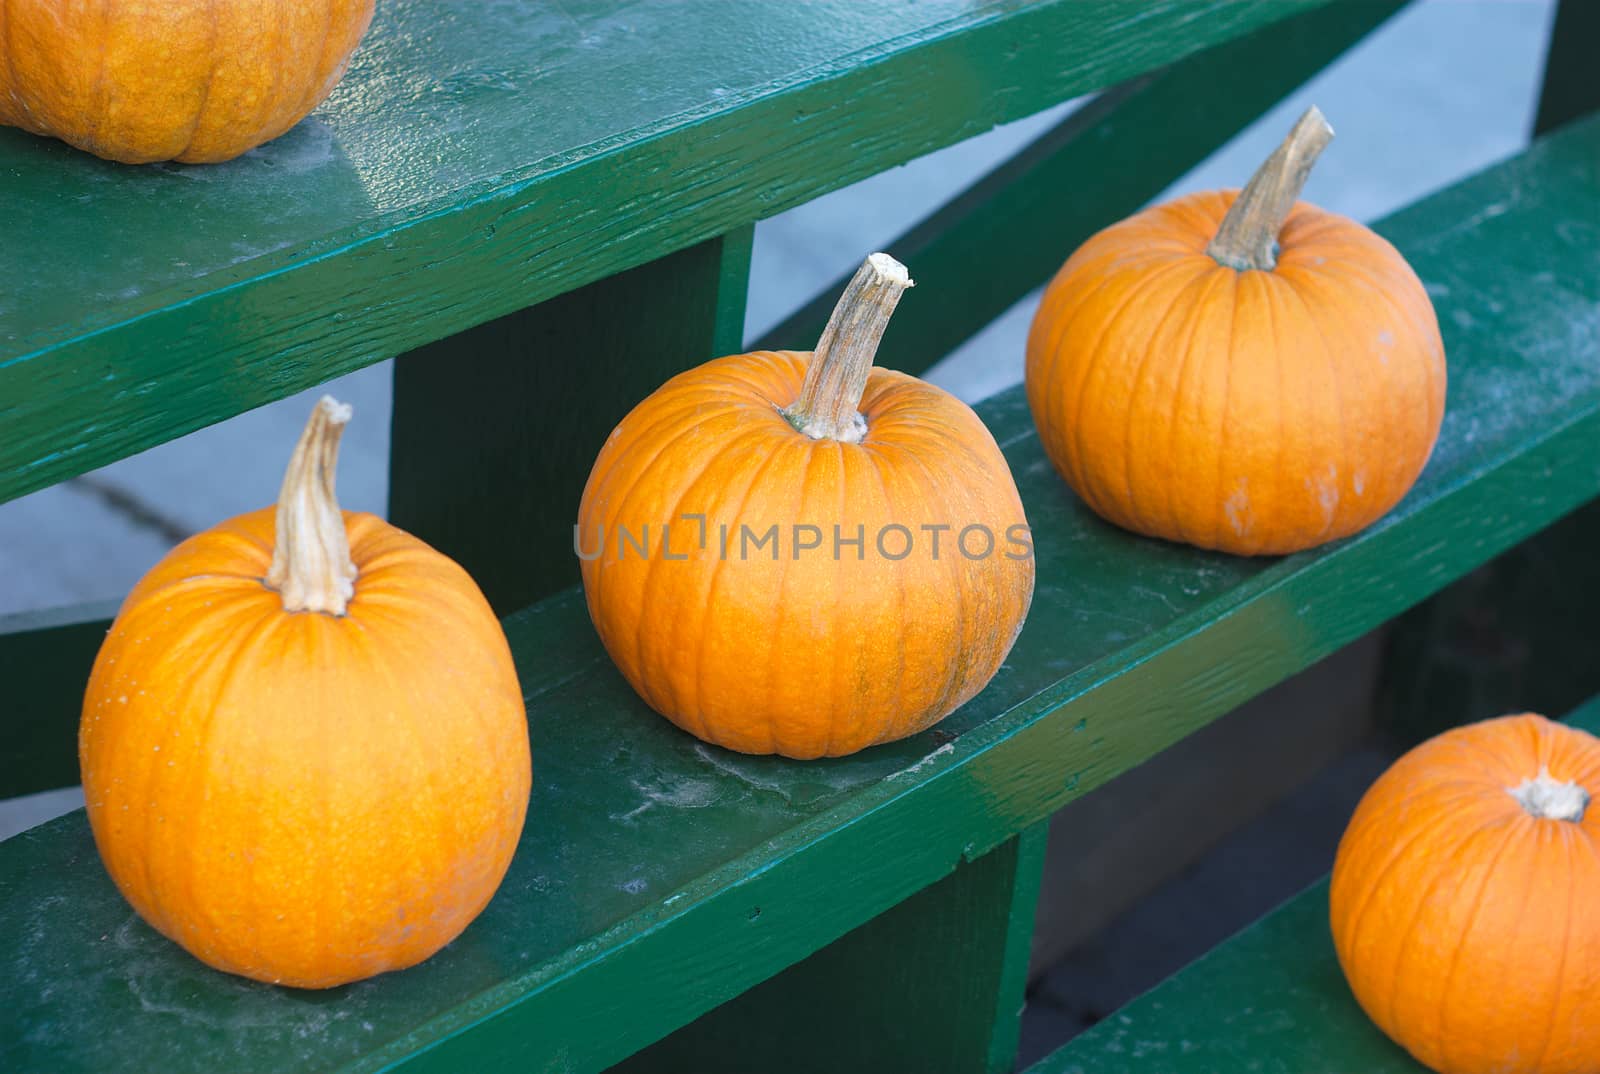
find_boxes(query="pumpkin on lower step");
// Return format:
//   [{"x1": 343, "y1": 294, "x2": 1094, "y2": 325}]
[
  {"x1": 1331, "y1": 713, "x2": 1600, "y2": 1074},
  {"x1": 0, "y1": 0, "x2": 373, "y2": 164},
  {"x1": 577, "y1": 254, "x2": 1035, "y2": 759},
  {"x1": 80, "y1": 398, "x2": 530, "y2": 989},
  {"x1": 1025, "y1": 107, "x2": 1446, "y2": 555}
]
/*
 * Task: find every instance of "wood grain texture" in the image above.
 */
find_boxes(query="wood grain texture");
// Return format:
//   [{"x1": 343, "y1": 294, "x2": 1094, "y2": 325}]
[
  {"x1": 2, "y1": 115, "x2": 1596, "y2": 1074},
  {"x1": 1028, "y1": 696, "x2": 1600, "y2": 1074},
  {"x1": 756, "y1": 0, "x2": 1406, "y2": 369},
  {"x1": 388, "y1": 228, "x2": 753, "y2": 613},
  {"x1": 0, "y1": 0, "x2": 1329, "y2": 505}
]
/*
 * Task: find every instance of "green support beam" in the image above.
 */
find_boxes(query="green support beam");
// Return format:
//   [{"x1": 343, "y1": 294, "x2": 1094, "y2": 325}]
[
  {"x1": 614, "y1": 823, "x2": 1048, "y2": 1074},
  {"x1": 389, "y1": 228, "x2": 752, "y2": 612},
  {"x1": 0, "y1": 602, "x2": 115, "y2": 798},
  {"x1": 756, "y1": 0, "x2": 1406, "y2": 371},
  {"x1": 1, "y1": 0, "x2": 1331, "y2": 506},
  {"x1": 1379, "y1": 499, "x2": 1600, "y2": 746},
  {"x1": 3, "y1": 114, "x2": 1597, "y2": 1073},
  {"x1": 1534, "y1": 0, "x2": 1600, "y2": 137}
]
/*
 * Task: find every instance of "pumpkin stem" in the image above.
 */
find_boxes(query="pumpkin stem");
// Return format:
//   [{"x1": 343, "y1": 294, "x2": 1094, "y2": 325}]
[
  {"x1": 1507, "y1": 766, "x2": 1589, "y2": 822},
  {"x1": 1207, "y1": 106, "x2": 1334, "y2": 272},
  {"x1": 782, "y1": 253, "x2": 914, "y2": 443},
  {"x1": 265, "y1": 396, "x2": 358, "y2": 616}
]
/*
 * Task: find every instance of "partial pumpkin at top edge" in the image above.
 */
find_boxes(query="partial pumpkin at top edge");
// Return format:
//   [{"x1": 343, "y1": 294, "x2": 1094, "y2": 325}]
[{"x1": 0, "y1": 0, "x2": 374, "y2": 163}]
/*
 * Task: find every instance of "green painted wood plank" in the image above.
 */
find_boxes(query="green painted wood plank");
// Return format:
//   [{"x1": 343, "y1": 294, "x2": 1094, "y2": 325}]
[
  {"x1": 756, "y1": 0, "x2": 1406, "y2": 368},
  {"x1": 389, "y1": 228, "x2": 753, "y2": 613},
  {"x1": 989, "y1": 821, "x2": 1054, "y2": 1074},
  {"x1": 1029, "y1": 696, "x2": 1600, "y2": 1074},
  {"x1": 1379, "y1": 498, "x2": 1600, "y2": 746},
  {"x1": 2, "y1": 115, "x2": 1597, "y2": 1074},
  {"x1": 0, "y1": 602, "x2": 115, "y2": 799},
  {"x1": 1534, "y1": 0, "x2": 1600, "y2": 137},
  {"x1": 1038, "y1": 882, "x2": 1410, "y2": 1072},
  {"x1": 1385, "y1": 0, "x2": 1600, "y2": 750},
  {"x1": 0, "y1": 0, "x2": 1331, "y2": 506},
  {"x1": 613, "y1": 822, "x2": 1050, "y2": 1074}
]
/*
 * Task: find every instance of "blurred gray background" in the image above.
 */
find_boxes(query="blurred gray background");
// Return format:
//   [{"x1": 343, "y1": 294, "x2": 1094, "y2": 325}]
[{"x1": 0, "y1": 0, "x2": 1560, "y2": 837}]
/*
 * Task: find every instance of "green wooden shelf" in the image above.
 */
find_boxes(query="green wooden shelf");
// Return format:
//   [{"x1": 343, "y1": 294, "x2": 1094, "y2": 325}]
[
  {"x1": 3, "y1": 113, "x2": 1598, "y2": 1073},
  {"x1": 1031, "y1": 694, "x2": 1600, "y2": 1073},
  {"x1": 1036, "y1": 878, "x2": 1420, "y2": 1073},
  {"x1": 0, "y1": 0, "x2": 1332, "y2": 506}
]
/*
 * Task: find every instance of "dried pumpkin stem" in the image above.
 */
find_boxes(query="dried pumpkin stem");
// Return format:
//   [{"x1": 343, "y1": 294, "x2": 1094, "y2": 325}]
[
  {"x1": 1507, "y1": 766, "x2": 1590, "y2": 822},
  {"x1": 1207, "y1": 106, "x2": 1334, "y2": 272},
  {"x1": 265, "y1": 396, "x2": 358, "y2": 616},
  {"x1": 782, "y1": 252, "x2": 914, "y2": 443}
]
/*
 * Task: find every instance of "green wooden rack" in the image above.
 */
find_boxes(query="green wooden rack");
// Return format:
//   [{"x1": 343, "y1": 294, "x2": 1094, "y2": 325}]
[
  {"x1": 1038, "y1": 693, "x2": 1600, "y2": 1074},
  {"x1": 2, "y1": 1, "x2": 1596, "y2": 1071}
]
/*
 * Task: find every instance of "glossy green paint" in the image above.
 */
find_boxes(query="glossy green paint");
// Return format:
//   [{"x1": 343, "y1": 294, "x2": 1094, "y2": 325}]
[
  {"x1": 756, "y1": 0, "x2": 1406, "y2": 368},
  {"x1": 389, "y1": 228, "x2": 753, "y2": 613},
  {"x1": 1032, "y1": 696, "x2": 1600, "y2": 1074},
  {"x1": 0, "y1": 601, "x2": 114, "y2": 798},
  {"x1": 1534, "y1": 0, "x2": 1599, "y2": 137},
  {"x1": 3, "y1": 117, "x2": 1597, "y2": 1073},
  {"x1": 615, "y1": 822, "x2": 1049, "y2": 1074},
  {"x1": 0, "y1": 0, "x2": 1331, "y2": 506}
]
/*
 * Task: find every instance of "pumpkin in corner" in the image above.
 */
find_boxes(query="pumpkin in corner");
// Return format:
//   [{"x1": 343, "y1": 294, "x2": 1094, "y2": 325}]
[{"x1": 1331, "y1": 713, "x2": 1600, "y2": 1073}]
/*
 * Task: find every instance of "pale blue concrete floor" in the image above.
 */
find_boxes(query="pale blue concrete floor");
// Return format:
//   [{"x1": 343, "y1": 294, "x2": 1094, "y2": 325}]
[{"x1": 0, "y1": 0, "x2": 1559, "y2": 865}]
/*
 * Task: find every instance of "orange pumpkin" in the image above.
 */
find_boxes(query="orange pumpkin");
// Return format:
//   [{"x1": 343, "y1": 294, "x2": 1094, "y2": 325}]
[
  {"x1": 1331, "y1": 714, "x2": 1600, "y2": 1073},
  {"x1": 0, "y1": 0, "x2": 373, "y2": 164},
  {"x1": 578, "y1": 254, "x2": 1035, "y2": 759},
  {"x1": 1025, "y1": 107, "x2": 1446, "y2": 555},
  {"x1": 80, "y1": 398, "x2": 530, "y2": 988}
]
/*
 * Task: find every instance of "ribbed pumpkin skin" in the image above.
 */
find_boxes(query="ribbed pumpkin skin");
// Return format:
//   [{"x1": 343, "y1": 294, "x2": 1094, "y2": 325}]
[
  {"x1": 0, "y1": 0, "x2": 373, "y2": 164},
  {"x1": 80, "y1": 508, "x2": 530, "y2": 989},
  {"x1": 1330, "y1": 715, "x2": 1600, "y2": 1074},
  {"x1": 1025, "y1": 190, "x2": 1446, "y2": 556},
  {"x1": 578, "y1": 350, "x2": 1034, "y2": 759}
]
